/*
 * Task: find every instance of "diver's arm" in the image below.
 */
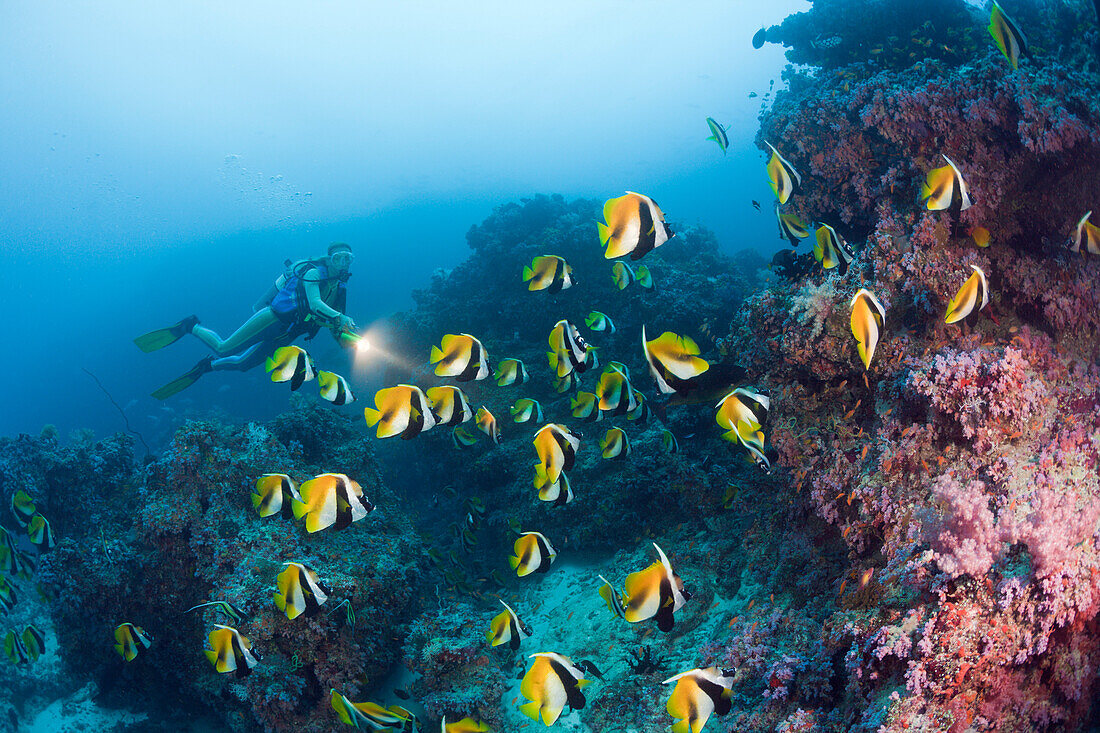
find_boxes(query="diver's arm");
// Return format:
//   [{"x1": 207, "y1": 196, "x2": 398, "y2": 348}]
[{"x1": 302, "y1": 273, "x2": 347, "y2": 324}]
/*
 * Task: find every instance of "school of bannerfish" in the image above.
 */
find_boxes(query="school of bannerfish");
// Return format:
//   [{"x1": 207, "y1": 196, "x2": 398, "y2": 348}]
[{"x1": 9, "y1": 4, "x2": 1086, "y2": 731}]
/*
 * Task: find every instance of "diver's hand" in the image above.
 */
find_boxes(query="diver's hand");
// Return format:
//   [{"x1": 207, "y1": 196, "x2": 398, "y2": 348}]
[{"x1": 337, "y1": 314, "x2": 356, "y2": 332}]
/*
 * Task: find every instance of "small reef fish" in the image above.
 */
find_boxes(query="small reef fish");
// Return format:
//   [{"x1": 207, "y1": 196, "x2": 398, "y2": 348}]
[
  {"x1": 627, "y1": 389, "x2": 649, "y2": 422},
  {"x1": 510, "y1": 398, "x2": 543, "y2": 423},
  {"x1": 475, "y1": 406, "x2": 501, "y2": 445},
  {"x1": 429, "y1": 333, "x2": 490, "y2": 382},
  {"x1": 452, "y1": 426, "x2": 478, "y2": 448},
  {"x1": 765, "y1": 142, "x2": 801, "y2": 204},
  {"x1": 1072, "y1": 211, "x2": 1100, "y2": 255},
  {"x1": 532, "y1": 424, "x2": 579, "y2": 490},
  {"x1": 330, "y1": 690, "x2": 418, "y2": 730},
  {"x1": 776, "y1": 208, "x2": 809, "y2": 247},
  {"x1": 607, "y1": 543, "x2": 690, "y2": 632},
  {"x1": 522, "y1": 255, "x2": 574, "y2": 293},
  {"x1": 724, "y1": 420, "x2": 772, "y2": 475},
  {"x1": 636, "y1": 264, "x2": 654, "y2": 289},
  {"x1": 27, "y1": 514, "x2": 55, "y2": 550},
  {"x1": 265, "y1": 345, "x2": 316, "y2": 391},
  {"x1": 569, "y1": 391, "x2": 602, "y2": 422},
  {"x1": 494, "y1": 358, "x2": 529, "y2": 386},
  {"x1": 596, "y1": 367, "x2": 637, "y2": 416},
  {"x1": 850, "y1": 288, "x2": 887, "y2": 370},
  {"x1": 19, "y1": 625, "x2": 45, "y2": 663},
  {"x1": 661, "y1": 430, "x2": 679, "y2": 454},
  {"x1": 292, "y1": 473, "x2": 375, "y2": 533},
  {"x1": 548, "y1": 320, "x2": 591, "y2": 378},
  {"x1": 611, "y1": 260, "x2": 635, "y2": 290},
  {"x1": 251, "y1": 473, "x2": 302, "y2": 519},
  {"x1": 114, "y1": 622, "x2": 153, "y2": 662},
  {"x1": 519, "y1": 652, "x2": 590, "y2": 726},
  {"x1": 551, "y1": 371, "x2": 575, "y2": 393},
  {"x1": 663, "y1": 667, "x2": 736, "y2": 733},
  {"x1": 0, "y1": 578, "x2": 16, "y2": 613},
  {"x1": 10, "y1": 491, "x2": 35, "y2": 528},
  {"x1": 364, "y1": 385, "x2": 437, "y2": 439},
  {"x1": 988, "y1": 0, "x2": 1028, "y2": 70},
  {"x1": 598, "y1": 191, "x2": 673, "y2": 260},
  {"x1": 705, "y1": 117, "x2": 729, "y2": 154},
  {"x1": 274, "y1": 562, "x2": 331, "y2": 620},
  {"x1": 642, "y1": 326, "x2": 710, "y2": 394},
  {"x1": 509, "y1": 531, "x2": 557, "y2": 577},
  {"x1": 537, "y1": 472, "x2": 574, "y2": 507},
  {"x1": 585, "y1": 311, "x2": 615, "y2": 334},
  {"x1": 317, "y1": 371, "x2": 355, "y2": 405},
  {"x1": 945, "y1": 264, "x2": 990, "y2": 325},
  {"x1": 813, "y1": 223, "x2": 854, "y2": 274},
  {"x1": 919, "y1": 154, "x2": 972, "y2": 214},
  {"x1": 443, "y1": 716, "x2": 489, "y2": 733},
  {"x1": 183, "y1": 600, "x2": 249, "y2": 624},
  {"x1": 970, "y1": 226, "x2": 991, "y2": 248},
  {"x1": 715, "y1": 388, "x2": 770, "y2": 433},
  {"x1": 599, "y1": 427, "x2": 630, "y2": 460},
  {"x1": 205, "y1": 625, "x2": 260, "y2": 678},
  {"x1": 426, "y1": 385, "x2": 473, "y2": 426},
  {"x1": 486, "y1": 599, "x2": 532, "y2": 650}
]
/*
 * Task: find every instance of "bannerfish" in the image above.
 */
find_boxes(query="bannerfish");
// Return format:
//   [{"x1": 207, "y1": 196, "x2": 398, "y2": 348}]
[
  {"x1": 251, "y1": 473, "x2": 302, "y2": 519},
  {"x1": 661, "y1": 430, "x2": 679, "y2": 454},
  {"x1": 945, "y1": 264, "x2": 990, "y2": 325},
  {"x1": 585, "y1": 311, "x2": 615, "y2": 334},
  {"x1": 765, "y1": 142, "x2": 801, "y2": 204},
  {"x1": 330, "y1": 690, "x2": 418, "y2": 730},
  {"x1": 364, "y1": 385, "x2": 437, "y2": 439},
  {"x1": 426, "y1": 385, "x2": 474, "y2": 426},
  {"x1": 538, "y1": 472, "x2": 574, "y2": 507},
  {"x1": 1072, "y1": 211, "x2": 1100, "y2": 255},
  {"x1": 318, "y1": 371, "x2": 355, "y2": 405},
  {"x1": 523, "y1": 255, "x2": 574, "y2": 293},
  {"x1": 551, "y1": 371, "x2": 575, "y2": 393},
  {"x1": 292, "y1": 473, "x2": 375, "y2": 533},
  {"x1": 3, "y1": 631, "x2": 27, "y2": 664},
  {"x1": 265, "y1": 345, "x2": 316, "y2": 391},
  {"x1": 596, "y1": 366, "x2": 637, "y2": 416},
  {"x1": 776, "y1": 208, "x2": 809, "y2": 247},
  {"x1": 27, "y1": 514, "x2": 55, "y2": 550},
  {"x1": 988, "y1": 0, "x2": 1028, "y2": 69},
  {"x1": 205, "y1": 625, "x2": 260, "y2": 677},
  {"x1": 10, "y1": 491, "x2": 35, "y2": 528},
  {"x1": 0, "y1": 578, "x2": 16, "y2": 613},
  {"x1": 642, "y1": 326, "x2": 710, "y2": 394},
  {"x1": 612, "y1": 260, "x2": 636, "y2": 290},
  {"x1": 443, "y1": 716, "x2": 490, "y2": 733},
  {"x1": 475, "y1": 406, "x2": 501, "y2": 445},
  {"x1": 705, "y1": 117, "x2": 729, "y2": 154},
  {"x1": 494, "y1": 358, "x2": 529, "y2": 386},
  {"x1": 722, "y1": 418, "x2": 771, "y2": 474},
  {"x1": 850, "y1": 288, "x2": 887, "y2": 370},
  {"x1": 183, "y1": 600, "x2": 249, "y2": 624},
  {"x1": 663, "y1": 667, "x2": 736, "y2": 733},
  {"x1": 599, "y1": 427, "x2": 630, "y2": 460},
  {"x1": 114, "y1": 622, "x2": 153, "y2": 662},
  {"x1": 509, "y1": 531, "x2": 557, "y2": 577},
  {"x1": 519, "y1": 652, "x2": 590, "y2": 726},
  {"x1": 486, "y1": 599, "x2": 531, "y2": 650},
  {"x1": 571, "y1": 391, "x2": 603, "y2": 422},
  {"x1": 622, "y1": 543, "x2": 690, "y2": 632},
  {"x1": 510, "y1": 398, "x2": 543, "y2": 423},
  {"x1": 813, "y1": 223, "x2": 854, "y2": 274},
  {"x1": 598, "y1": 191, "x2": 673, "y2": 260},
  {"x1": 274, "y1": 562, "x2": 331, "y2": 620},
  {"x1": 548, "y1": 320, "x2": 591, "y2": 377},
  {"x1": 20, "y1": 625, "x2": 45, "y2": 662},
  {"x1": 598, "y1": 574, "x2": 627, "y2": 619},
  {"x1": 627, "y1": 389, "x2": 649, "y2": 422},
  {"x1": 715, "y1": 388, "x2": 770, "y2": 433},
  {"x1": 533, "y1": 424, "x2": 580, "y2": 490},
  {"x1": 636, "y1": 264, "x2": 654, "y2": 289},
  {"x1": 919, "y1": 154, "x2": 972, "y2": 214},
  {"x1": 452, "y1": 426, "x2": 478, "y2": 448},
  {"x1": 430, "y1": 333, "x2": 490, "y2": 382}
]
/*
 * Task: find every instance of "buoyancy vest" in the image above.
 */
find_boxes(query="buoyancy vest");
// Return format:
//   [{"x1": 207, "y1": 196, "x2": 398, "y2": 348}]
[{"x1": 269, "y1": 259, "x2": 348, "y2": 326}]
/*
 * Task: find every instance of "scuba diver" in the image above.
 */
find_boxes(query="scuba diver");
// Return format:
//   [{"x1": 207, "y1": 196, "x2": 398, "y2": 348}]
[{"x1": 135, "y1": 242, "x2": 357, "y2": 399}]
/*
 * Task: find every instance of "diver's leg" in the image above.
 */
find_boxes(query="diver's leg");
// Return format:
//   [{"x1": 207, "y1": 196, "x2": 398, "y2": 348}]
[
  {"x1": 192, "y1": 309, "x2": 281, "y2": 356},
  {"x1": 211, "y1": 344, "x2": 264, "y2": 372}
]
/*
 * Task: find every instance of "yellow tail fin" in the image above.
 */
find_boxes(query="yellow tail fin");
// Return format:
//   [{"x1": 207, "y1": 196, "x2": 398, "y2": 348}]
[
  {"x1": 597, "y1": 221, "x2": 611, "y2": 245},
  {"x1": 363, "y1": 408, "x2": 381, "y2": 427},
  {"x1": 429, "y1": 346, "x2": 444, "y2": 364}
]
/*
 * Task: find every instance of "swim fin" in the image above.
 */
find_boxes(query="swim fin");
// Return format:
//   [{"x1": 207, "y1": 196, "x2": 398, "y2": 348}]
[
  {"x1": 151, "y1": 356, "x2": 214, "y2": 400},
  {"x1": 133, "y1": 316, "x2": 199, "y2": 353}
]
